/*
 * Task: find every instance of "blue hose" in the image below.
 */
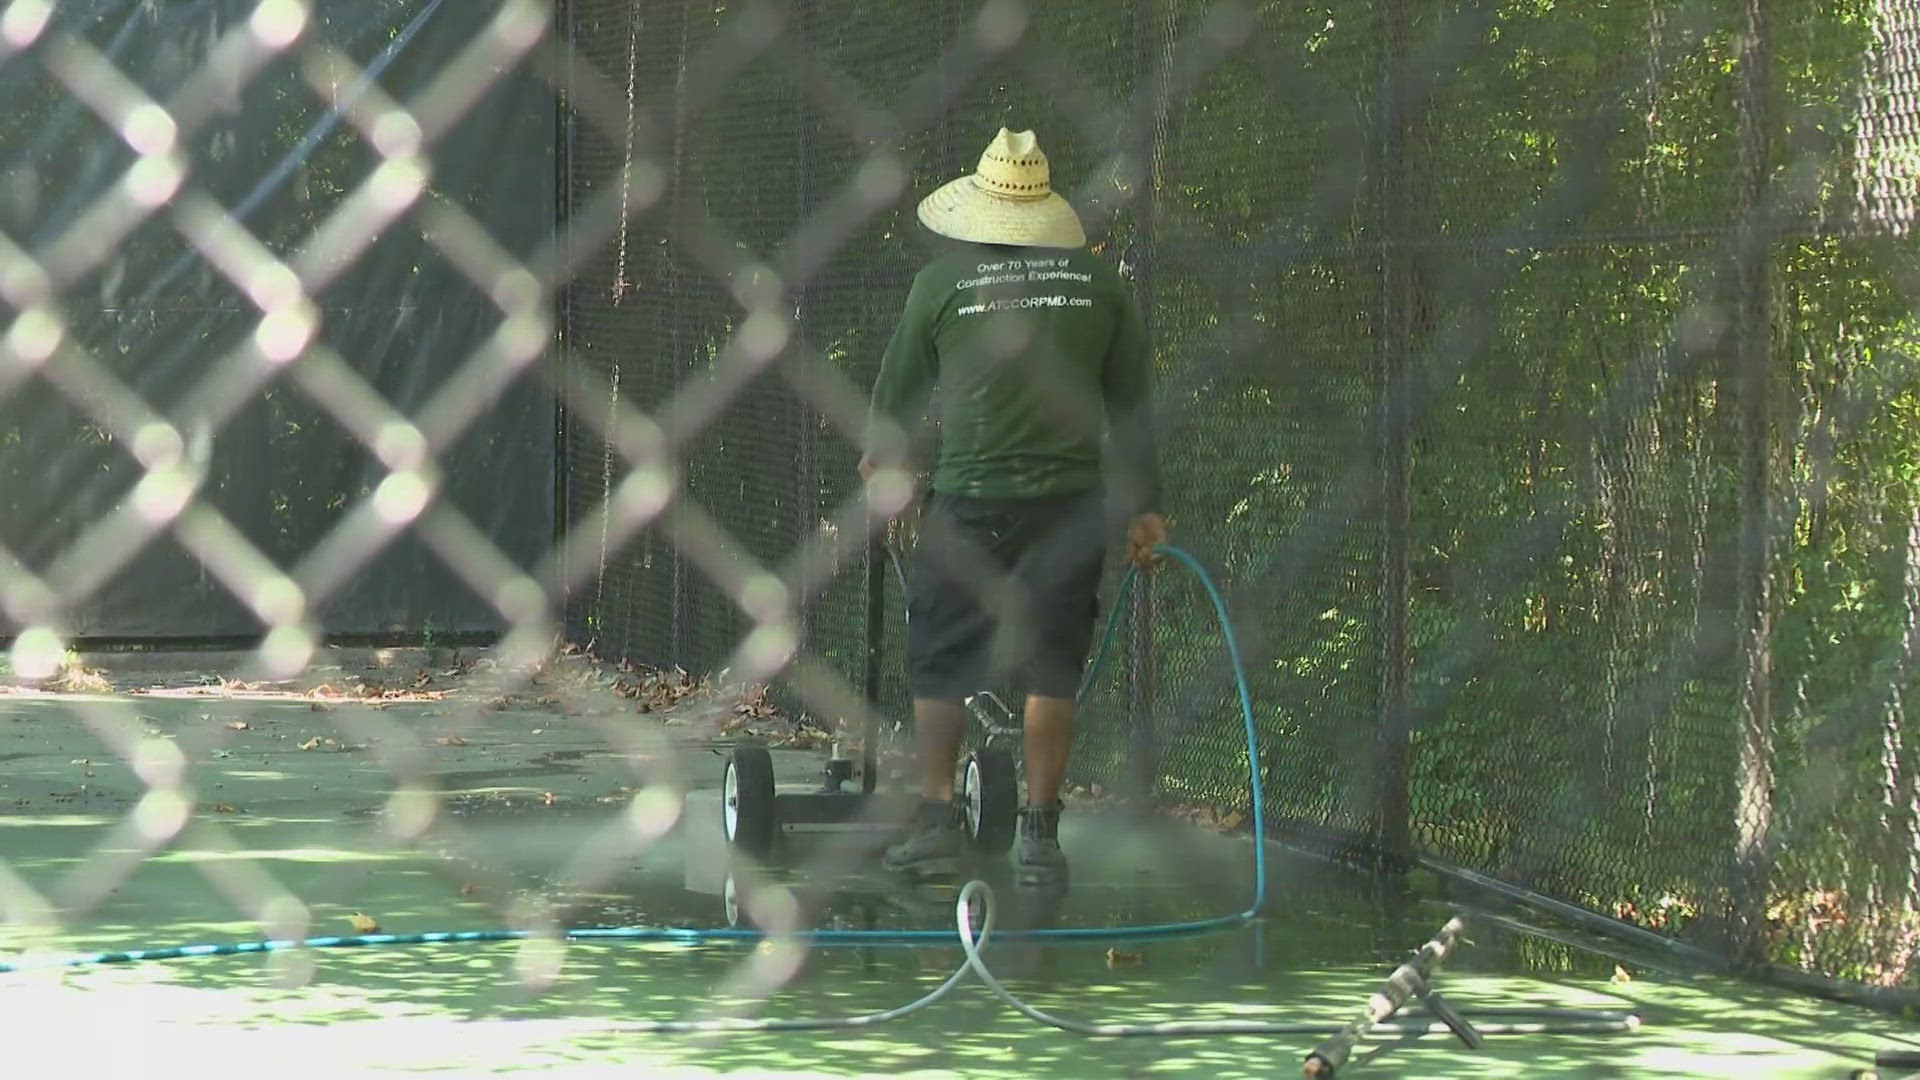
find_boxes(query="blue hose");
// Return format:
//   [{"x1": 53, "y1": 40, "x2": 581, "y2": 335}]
[
  {"x1": 1081, "y1": 544, "x2": 1267, "y2": 916},
  {"x1": 0, "y1": 544, "x2": 1266, "y2": 973}
]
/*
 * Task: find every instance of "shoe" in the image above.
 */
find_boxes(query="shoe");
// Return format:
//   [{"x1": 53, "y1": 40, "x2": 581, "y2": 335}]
[
  {"x1": 1013, "y1": 801, "x2": 1068, "y2": 888},
  {"x1": 883, "y1": 799, "x2": 968, "y2": 879}
]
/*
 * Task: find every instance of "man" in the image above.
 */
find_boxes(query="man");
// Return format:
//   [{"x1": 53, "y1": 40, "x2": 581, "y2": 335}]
[{"x1": 859, "y1": 127, "x2": 1168, "y2": 888}]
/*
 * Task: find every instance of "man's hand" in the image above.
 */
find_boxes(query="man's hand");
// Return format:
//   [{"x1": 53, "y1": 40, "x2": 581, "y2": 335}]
[
  {"x1": 860, "y1": 454, "x2": 925, "y2": 530},
  {"x1": 1126, "y1": 513, "x2": 1170, "y2": 570}
]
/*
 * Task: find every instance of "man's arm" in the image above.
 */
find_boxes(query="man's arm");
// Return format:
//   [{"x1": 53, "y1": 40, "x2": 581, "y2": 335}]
[
  {"x1": 861, "y1": 270, "x2": 940, "y2": 492},
  {"x1": 1102, "y1": 287, "x2": 1169, "y2": 567}
]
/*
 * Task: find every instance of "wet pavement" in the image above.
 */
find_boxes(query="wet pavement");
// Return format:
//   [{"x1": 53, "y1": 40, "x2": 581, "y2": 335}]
[{"x1": 0, "y1": 650, "x2": 1914, "y2": 1077}]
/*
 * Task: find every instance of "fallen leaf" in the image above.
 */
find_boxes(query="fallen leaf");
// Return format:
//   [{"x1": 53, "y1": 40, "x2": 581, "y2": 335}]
[
  {"x1": 1219, "y1": 810, "x2": 1245, "y2": 831},
  {"x1": 227, "y1": 721, "x2": 249, "y2": 731},
  {"x1": 1106, "y1": 948, "x2": 1142, "y2": 968},
  {"x1": 298, "y1": 737, "x2": 322, "y2": 751},
  {"x1": 348, "y1": 912, "x2": 381, "y2": 934}
]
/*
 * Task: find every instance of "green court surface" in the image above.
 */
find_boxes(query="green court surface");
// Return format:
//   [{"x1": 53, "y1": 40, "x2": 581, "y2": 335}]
[{"x1": 1, "y1": 682, "x2": 1915, "y2": 1079}]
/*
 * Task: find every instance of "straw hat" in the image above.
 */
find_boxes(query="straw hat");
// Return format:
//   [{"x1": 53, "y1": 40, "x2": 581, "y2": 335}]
[{"x1": 916, "y1": 128, "x2": 1086, "y2": 249}]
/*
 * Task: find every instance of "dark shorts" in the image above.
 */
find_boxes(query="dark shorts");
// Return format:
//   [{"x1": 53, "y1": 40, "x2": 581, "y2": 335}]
[{"x1": 905, "y1": 487, "x2": 1108, "y2": 702}]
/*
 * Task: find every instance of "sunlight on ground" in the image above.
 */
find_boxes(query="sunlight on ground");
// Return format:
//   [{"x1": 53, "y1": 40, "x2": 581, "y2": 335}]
[{"x1": 0, "y1": 662, "x2": 1914, "y2": 1078}]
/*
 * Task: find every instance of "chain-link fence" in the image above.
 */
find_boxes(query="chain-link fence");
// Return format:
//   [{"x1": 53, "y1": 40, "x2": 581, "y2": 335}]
[
  {"x1": 0, "y1": 0, "x2": 559, "y2": 643},
  {"x1": 556, "y1": 0, "x2": 1920, "y2": 1002},
  {"x1": 2, "y1": 0, "x2": 1918, "y2": 1049}
]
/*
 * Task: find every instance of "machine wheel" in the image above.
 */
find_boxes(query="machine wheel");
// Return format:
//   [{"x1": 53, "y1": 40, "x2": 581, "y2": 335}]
[
  {"x1": 722, "y1": 874, "x2": 744, "y2": 928},
  {"x1": 962, "y1": 744, "x2": 1018, "y2": 855},
  {"x1": 723, "y1": 745, "x2": 776, "y2": 859}
]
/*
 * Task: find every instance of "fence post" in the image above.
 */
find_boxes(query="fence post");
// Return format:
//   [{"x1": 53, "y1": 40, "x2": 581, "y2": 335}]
[
  {"x1": 1730, "y1": 0, "x2": 1776, "y2": 970},
  {"x1": 865, "y1": 534, "x2": 885, "y2": 796},
  {"x1": 666, "y1": 4, "x2": 693, "y2": 670},
  {"x1": 1128, "y1": 567, "x2": 1159, "y2": 809},
  {"x1": 936, "y1": 0, "x2": 961, "y2": 170},
  {"x1": 793, "y1": 0, "x2": 821, "y2": 693},
  {"x1": 1373, "y1": 0, "x2": 1416, "y2": 863},
  {"x1": 552, "y1": 0, "x2": 575, "y2": 583},
  {"x1": 1126, "y1": 0, "x2": 1164, "y2": 811}
]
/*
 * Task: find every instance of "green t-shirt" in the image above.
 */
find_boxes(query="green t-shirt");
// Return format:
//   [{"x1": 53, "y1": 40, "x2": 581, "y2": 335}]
[{"x1": 864, "y1": 243, "x2": 1163, "y2": 516}]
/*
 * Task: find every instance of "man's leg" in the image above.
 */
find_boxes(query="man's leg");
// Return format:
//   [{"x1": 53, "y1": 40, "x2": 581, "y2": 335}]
[
  {"x1": 886, "y1": 493, "x2": 997, "y2": 879},
  {"x1": 915, "y1": 698, "x2": 968, "y2": 801},
  {"x1": 1022, "y1": 694, "x2": 1076, "y2": 807},
  {"x1": 1010, "y1": 496, "x2": 1106, "y2": 889},
  {"x1": 882, "y1": 696, "x2": 971, "y2": 877},
  {"x1": 1013, "y1": 518, "x2": 1105, "y2": 887},
  {"x1": 1014, "y1": 693, "x2": 1076, "y2": 887}
]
